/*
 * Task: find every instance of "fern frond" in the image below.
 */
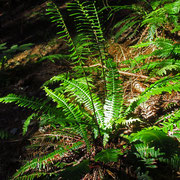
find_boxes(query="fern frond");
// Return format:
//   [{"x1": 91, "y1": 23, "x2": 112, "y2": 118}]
[
  {"x1": 164, "y1": 0, "x2": 180, "y2": 26},
  {"x1": 134, "y1": 143, "x2": 164, "y2": 168},
  {"x1": 155, "y1": 109, "x2": 180, "y2": 141},
  {"x1": 130, "y1": 129, "x2": 178, "y2": 155},
  {"x1": 23, "y1": 113, "x2": 37, "y2": 136},
  {"x1": 94, "y1": 149, "x2": 122, "y2": 163},
  {"x1": 142, "y1": 7, "x2": 166, "y2": 27},
  {"x1": 0, "y1": 94, "x2": 55, "y2": 113},
  {"x1": 159, "y1": 154, "x2": 180, "y2": 170},
  {"x1": 44, "y1": 75, "x2": 104, "y2": 129},
  {"x1": 103, "y1": 67, "x2": 123, "y2": 129},
  {"x1": 153, "y1": 38, "x2": 180, "y2": 58},
  {"x1": 125, "y1": 74, "x2": 180, "y2": 115},
  {"x1": 157, "y1": 64, "x2": 180, "y2": 76},
  {"x1": 44, "y1": 87, "x2": 84, "y2": 123},
  {"x1": 121, "y1": 117, "x2": 142, "y2": 126},
  {"x1": 46, "y1": 1, "x2": 78, "y2": 61},
  {"x1": 141, "y1": 59, "x2": 180, "y2": 74},
  {"x1": 13, "y1": 141, "x2": 83, "y2": 179},
  {"x1": 13, "y1": 172, "x2": 47, "y2": 180},
  {"x1": 114, "y1": 16, "x2": 140, "y2": 41},
  {"x1": 39, "y1": 54, "x2": 71, "y2": 63},
  {"x1": 68, "y1": 0, "x2": 106, "y2": 59}
]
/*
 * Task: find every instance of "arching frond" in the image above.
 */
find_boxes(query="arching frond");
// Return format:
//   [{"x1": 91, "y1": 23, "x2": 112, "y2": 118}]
[
  {"x1": 125, "y1": 74, "x2": 180, "y2": 115},
  {"x1": 0, "y1": 94, "x2": 55, "y2": 113},
  {"x1": 103, "y1": 67, "x2": 123, "y2": 129},
  {"x1": 13, "y1": 141, "x2": 83, "y2": 179},
  {"x1": 44, "y1": 75, "x2": 104, "y2": 129},
  {"x1": 44, "y1": 87, "x2": 84, "y2": 123},
  {"x1": 23, "y1": 113, "x2": 37, "y2": 136},
  {"x1": 46, "y1": 1, "x2": 78, "y2": 61}
]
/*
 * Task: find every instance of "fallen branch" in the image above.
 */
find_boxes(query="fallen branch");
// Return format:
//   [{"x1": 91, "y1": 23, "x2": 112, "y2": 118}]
[
  {"x1": 83, "y1": 63, "x2": 158, "y2": 82},
  {"x1": 117, "y1": 70, "x2": 157, "y2": 82}
]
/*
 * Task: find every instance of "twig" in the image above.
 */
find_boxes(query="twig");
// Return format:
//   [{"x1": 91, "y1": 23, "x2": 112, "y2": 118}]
[
  {"x1": 82, "y1": 63, "x2": 158, "y2": 82},
  {"x1": 117, "y1": 70, "x2": 157, "y2": 82}
]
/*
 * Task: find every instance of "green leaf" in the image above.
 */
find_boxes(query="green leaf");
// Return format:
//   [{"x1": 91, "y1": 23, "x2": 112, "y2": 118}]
[{"x1": 95, "y1": 149, "x2": 122, "y2": 163}]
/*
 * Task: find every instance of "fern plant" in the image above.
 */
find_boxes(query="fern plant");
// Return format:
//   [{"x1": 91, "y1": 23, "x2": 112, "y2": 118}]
[
  {"x1": 1, "y1": 0, "x2": 179, "y2": 179},
  {"x1": 132, "y1": 38, "x2": 180, "y2": 76},
  {"x1": 101, "y1": 0, "x2": 180, "y2": 42}
]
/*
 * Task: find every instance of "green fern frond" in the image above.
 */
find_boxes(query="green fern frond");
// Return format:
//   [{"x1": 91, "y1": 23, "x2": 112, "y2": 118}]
[
  {"x1": 0, "y1": 94, "x2": 55, "y2": 113},
  {"x1": 103, "y1": 67, "x2": 123, "y2": 129},
  {"x1": 134, "y1": 143, "x2": 164, "y2": 168},
  {"x1": 153, "y1": 38, "x2": 180, "y2": 58},
  {"x1": 125, "y1": 74, "x2": 180, "y2": 115},
  {"x1": 39, "y1": 113, "x2": 67, "y2": 127},
  {"x1": 67, "y1": 0, "x2": 106, "y2": 61},
  {"x1": 43, "y1": 87, "x2": 93, "y2": 146},
  {"x1": 154, "y1": 109, "x2": 180, "y2": 141},
  {"x1": 13, "y1": 141, "x2": 83, "y2": 179},
  {"x1": 134, "y1": 143, "x2": 180, "y2": 169},
  {"x1": 44, "y1": 87, "x2": 84, "y2": 123},
  {"x1": 142, "y1": 59, "x2": 180, "y2": 70},
  {"x1": 114, "y1": 16, "x2": 140, "y2": 41},
  {"x1": 159, "y1": 154, "x2": 180, "y2": 170},
  {"x1": 23, "y1": 113, "x2": 37, "y2": 136},
  {"x1": 130, "y1": 129, "x2": 178, "y2": 155},
  {"x1": 45, "y1": 75, "x2": 104, "y2": 129},
  {"x1": 39, "y1": 54, "x2": 71, "y2": 63},
  {"x1": 157, "y1": 64, "x2": 180, "y2": 75},
  {"x1": 75, "y1": 123, "x2": 91, "y2": 151},
  {"x1": 46, "y1": 1, "x2": 78, "y2": 61},
  {"x1": 142, "y1": 7, "x2": 166, "y2": 27},
  {"x1": 13, "y1": 172, "x2": 47, "y2": 180},
  {"x1": 164, "y1": 0, "x2": 180, "y2": 26},
  {"x1": 94, "y1": 149, "x2": 122, "y2": 163},
  {"x1": 121, "y1": 117, "x2": 142, "y2": 126}
]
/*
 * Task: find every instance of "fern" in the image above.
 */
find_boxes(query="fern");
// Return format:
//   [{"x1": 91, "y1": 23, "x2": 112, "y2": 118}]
[
  {"x1": 13, "y1": 141, "x2": 83, "y2": 179},
  {"x1": 152, "y1": 38, "x2": 180, "y2": 58},
  {"x1": 125, "y1": 74, "x2": 180, "y2": 115},
  {"x1": 132, "y1": 140, "x2": 179, "y2": 170},
  {"x1": 103, "y1": 66, "x2": 123, "y2": 129},
  {"x1": 44, "y1": 75, "x2": 104, "y2": 129},
  {"x1": 0, "y1": 94, "x2": 62, "y2": 117},
  {"x1": 130, "y1": 130, "x2": 176, "y2": 149},
  {"x1": 141, "y1": 59, "x2": 180, "y2": 76},
  {"x1": 94, "y1": 149, "x2": 122, "y2": 163},
  {"x1": 133, "y1": 143, "x2": 165, "y2": 168},
  {"x1": 0, "y1": 129, "x2": 9, "y2": 139},
  {"x1": 155, "y1": 109, "x2": 180, "y2": 141},
  {"x1": 46, "y1": 1, "x2": 78, "y2": 61},
  {"x1": 23, "y1": 113, "x2": 37, "y2": 136}
]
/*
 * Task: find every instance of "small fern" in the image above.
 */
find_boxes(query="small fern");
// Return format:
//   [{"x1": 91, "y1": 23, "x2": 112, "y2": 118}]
[
  {"x1": 22, "y1": 113, "x2": 37, "y2": 136},
  {"x1": 0, "y1": 129, "x2": 9, "y2": 139}
]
